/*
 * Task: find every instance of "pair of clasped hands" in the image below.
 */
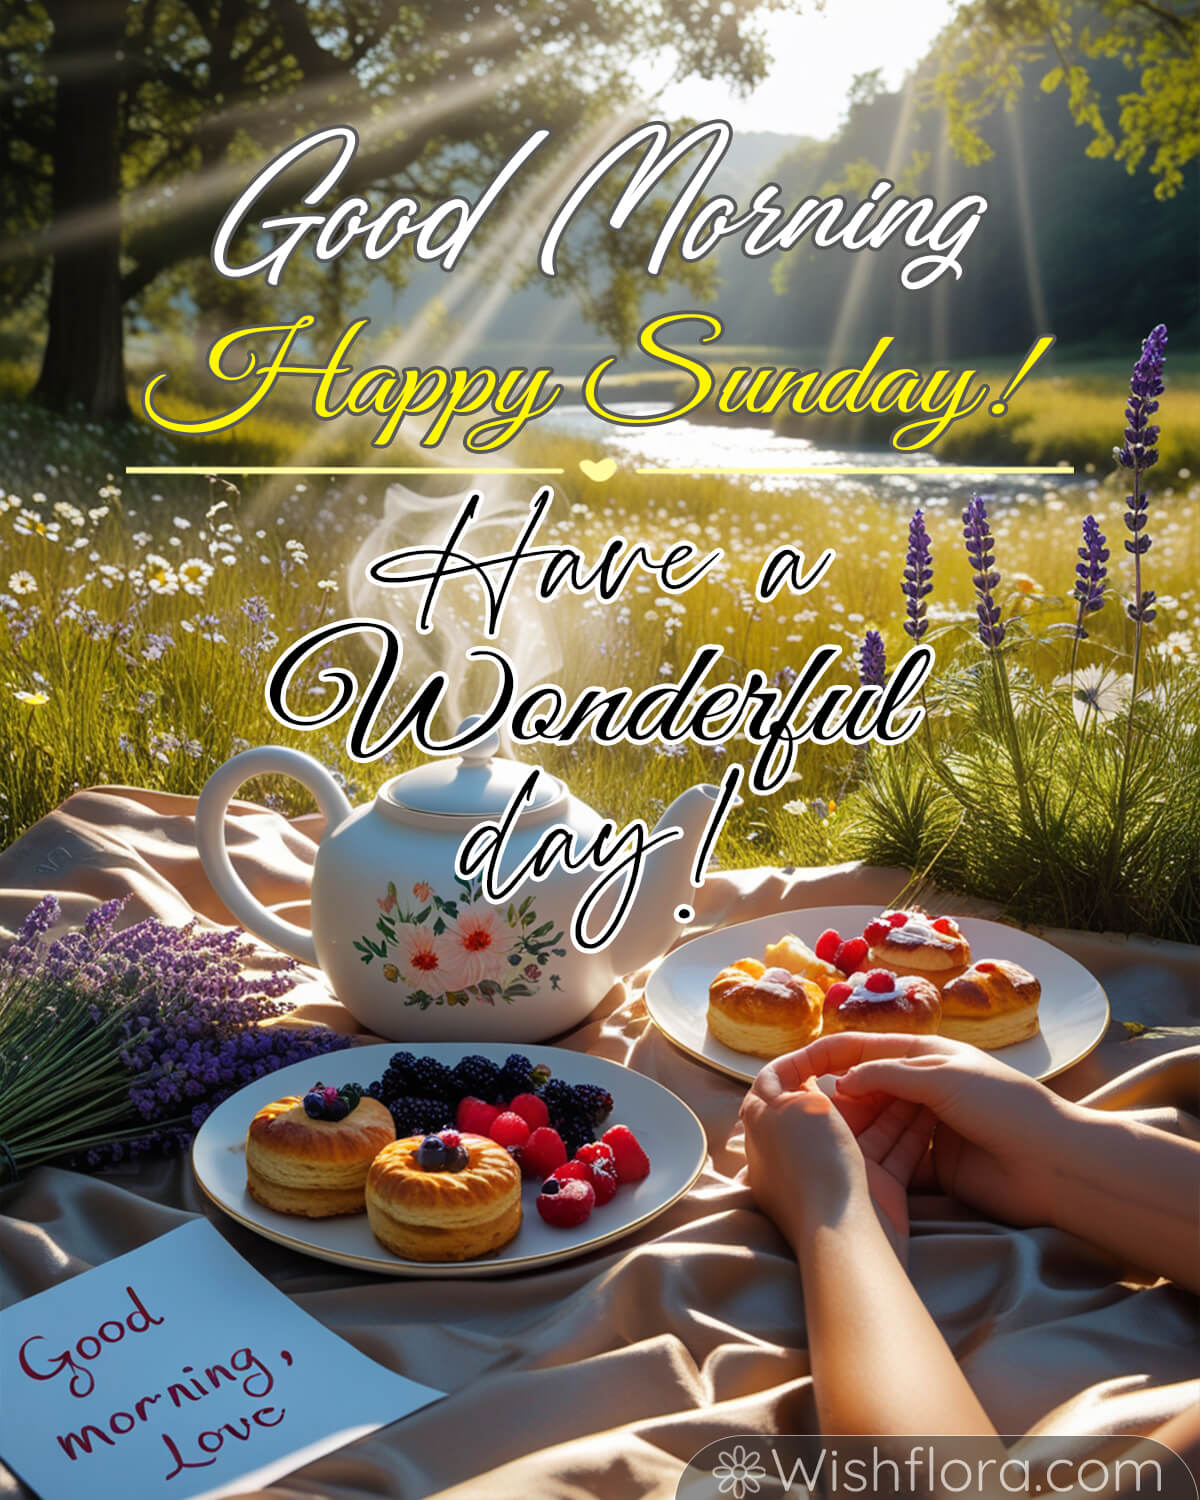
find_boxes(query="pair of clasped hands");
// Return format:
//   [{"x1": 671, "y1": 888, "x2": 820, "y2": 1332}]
[{"x1": 740, "y1": 1032, "x2": 1200, "y2": 1279}]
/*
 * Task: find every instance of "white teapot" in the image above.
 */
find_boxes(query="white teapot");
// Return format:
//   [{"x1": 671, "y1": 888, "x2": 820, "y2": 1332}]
[{"x1": 195, "y1": 724, "x2": 722, "y2": 1041}]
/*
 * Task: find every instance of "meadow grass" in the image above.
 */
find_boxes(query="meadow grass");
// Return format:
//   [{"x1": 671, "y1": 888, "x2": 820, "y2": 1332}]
[{"x1": 1, "y1": 362, "x2": 1198, "y2": 940}]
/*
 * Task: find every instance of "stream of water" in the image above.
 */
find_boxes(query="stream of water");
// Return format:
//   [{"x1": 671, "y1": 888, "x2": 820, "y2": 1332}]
[{"x1": 546, "y1": 401, "x2": 1085, "y2": 507}]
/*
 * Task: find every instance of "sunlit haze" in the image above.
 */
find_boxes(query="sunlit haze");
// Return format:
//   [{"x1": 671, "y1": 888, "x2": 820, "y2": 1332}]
[{"x1": 647, "y1": 0, "x2": 957, "y2": 138}]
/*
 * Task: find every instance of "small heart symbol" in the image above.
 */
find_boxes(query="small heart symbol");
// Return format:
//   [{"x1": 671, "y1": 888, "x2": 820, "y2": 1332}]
[{"x1": 579, "y1": 457, "x2": 617, "y2": 482}]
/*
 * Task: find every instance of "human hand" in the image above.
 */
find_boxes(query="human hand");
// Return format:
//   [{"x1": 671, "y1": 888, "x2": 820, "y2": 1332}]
[
  {"x1": 827, "y1": 1032, "x2": 1071, "y2": 1227},
  {"x1": 740, "y1": 1050, "x2": 931, "y2": 1259}
]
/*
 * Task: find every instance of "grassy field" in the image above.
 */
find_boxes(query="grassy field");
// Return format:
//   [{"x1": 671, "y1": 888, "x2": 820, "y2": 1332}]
[{"x1": 1, "y1": 353, "x2": 1198, "y2": 936}]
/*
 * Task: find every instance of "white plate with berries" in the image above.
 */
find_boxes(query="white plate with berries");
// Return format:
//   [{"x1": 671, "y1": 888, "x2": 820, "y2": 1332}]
[
  {"x1": 645, "y1": 906, "x2": 1110, "y2": 1084},
  {"x1": 192, "y1": 1044, "x2": 707, "y2": 1277}
]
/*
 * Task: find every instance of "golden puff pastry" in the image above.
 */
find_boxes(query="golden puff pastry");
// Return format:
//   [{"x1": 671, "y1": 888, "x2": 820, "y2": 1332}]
[
  {"x1": 366, "y1": 1133, "x2": 522, "y2": 1262},
  {"x1": 245, "y1": 1095, "x2": 395, "y2": 1218}
]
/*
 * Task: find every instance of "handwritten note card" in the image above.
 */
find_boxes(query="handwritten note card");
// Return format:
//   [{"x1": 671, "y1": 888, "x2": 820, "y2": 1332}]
[{"x1": 0, "y1": 1218, "x2": 442, "y2": 1500}]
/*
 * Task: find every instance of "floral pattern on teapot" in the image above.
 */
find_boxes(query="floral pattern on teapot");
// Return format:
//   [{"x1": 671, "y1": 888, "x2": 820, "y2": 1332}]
[{"x1": 353, "y1": 874, "x2": 567, "y2": 1010}]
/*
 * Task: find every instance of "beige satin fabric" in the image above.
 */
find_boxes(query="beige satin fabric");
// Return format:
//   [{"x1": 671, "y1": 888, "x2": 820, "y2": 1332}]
[{"x1": 0, "y1": 788, "x2": 1197, "y2": 1500}]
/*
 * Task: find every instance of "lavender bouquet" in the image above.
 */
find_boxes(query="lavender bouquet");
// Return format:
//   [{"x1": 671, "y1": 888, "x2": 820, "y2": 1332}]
[{"x1": 0, "y1": 895, "x2": 352, "y2": 1185}]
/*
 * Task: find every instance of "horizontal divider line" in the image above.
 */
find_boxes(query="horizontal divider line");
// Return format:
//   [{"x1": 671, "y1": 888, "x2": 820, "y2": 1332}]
[
  {"x1": 633, "y1": 465, "x2": 1076, "y2": 476},
  {"x1": 124, "y1": 465, "x2": 566, "y2": 476}
]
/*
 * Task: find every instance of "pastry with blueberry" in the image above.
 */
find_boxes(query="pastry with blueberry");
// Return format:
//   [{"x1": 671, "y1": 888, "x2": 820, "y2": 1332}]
[
  {"x1": 366, "y1": 1129, "x2": 522, "y2": 1262},
  {"x1": 245, "y1": 1083, "x2": 395, "y2": 1218}
]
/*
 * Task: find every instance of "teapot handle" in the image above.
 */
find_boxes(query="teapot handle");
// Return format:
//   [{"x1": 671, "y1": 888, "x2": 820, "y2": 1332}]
[{"x1": 195, "y1": 747, "x2": 353, "y2": 966}]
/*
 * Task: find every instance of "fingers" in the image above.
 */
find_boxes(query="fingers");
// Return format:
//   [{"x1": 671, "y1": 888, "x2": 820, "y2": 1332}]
[
  {"x1": 835, "y1": 1055, "x2": 957, "y2": 1108},
  {"x1": 882, "y1": 1105, "x2": 937, "y2": 1185},
  {"x1": 854, "y1": 1096, "x2": 925, "y2": 1165},
  {"x1": 751, "y1": 1031, "x2": 949, "y2": 1102}
]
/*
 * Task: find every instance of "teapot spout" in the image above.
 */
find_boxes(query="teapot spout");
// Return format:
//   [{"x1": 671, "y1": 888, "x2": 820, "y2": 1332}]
[{"x1": 607, "y1": 783, "x2": 732, "y2": 977}]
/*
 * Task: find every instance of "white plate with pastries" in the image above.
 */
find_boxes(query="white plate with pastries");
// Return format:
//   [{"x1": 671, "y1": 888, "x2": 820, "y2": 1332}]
[
  {"x1": 193, "y1": 1043, "x2": 707, "y2": 1277},
  {"x1": 644, "y1": 906, "x2": 1111, "y2": 1084}
]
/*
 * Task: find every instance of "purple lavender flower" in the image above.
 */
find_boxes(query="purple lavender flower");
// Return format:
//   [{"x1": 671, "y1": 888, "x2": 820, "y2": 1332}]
[
  {"x1": 1118, "y1": 324, "x2": 1167, "y2": 473},
  {"x1": 1120, "y1": 325, "x2": 1166, "y2": 627},
  {"x1": 858, "y1": 630, "x2": 886, "y2": 687},
  {"x1": 902, "y1": 508, "x2": 932, "y2": 642},
  {"x1": 0, "y1": 895, "x2": 352, "y2": 1177},
  {"x1": 961, "y1": 495, "x2": 1004, "y2": 647},
  {"x1": 1072, "y1": 515, "x2": 1109, "y2": 639}
]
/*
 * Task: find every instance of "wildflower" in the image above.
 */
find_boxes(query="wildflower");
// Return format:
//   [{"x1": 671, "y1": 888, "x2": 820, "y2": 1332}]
[
  {"x1": 902, "y1": 508, "x2": 932, "y2": 641},
  {"x1": 1072, "y1": 516, "x2": 1108, "y2": 639},
  {"x1": 1121, "y1": 324, "x2": 1167, "y2": 626},
  {"x1": 53, "y1": 501, "x2": 85, "y2": 527},
  {"x1": 118, "y1": 733, "x2": 135, "y2": 754},
  {"x1": 782, "y1": 799, "x2": 807, "y2": 815},
  {"x1": 173, "y1": 516, "x2": 191, "y2": 530},
  {"x1": 858, "y1": 630, "x2": 886, "y2": 687},
  {"x1": 14, "y1": 509, "x2": 60, "y2": 541},
  {"x1": 961, "y1": 495, "x2": 1004, "y2": 647},
  {"x1": 1010, "y1": 573, "x2": 1042, "y2": 598},
  {"x1": 97, "y1": 563, "x2": 123, "y2": 588},
  {"x1": 1155, "y1": 631, "x2": 1196, "y2": 664},
  {"x1": 13, "y1": 689, "x2": 49, "y2": 706},
  {"x1": 8, "y1": 571, "x2": 36, "y2": 596},
  {"x1": 178, "y1": 558, "x2": 213, "y2": 595},
  {"x1": 142, "y1": 633, "x2": 174, "y2": 661},
  {"x1": 316, "y1": 578, "x2": 338, "y2": 592},
  {"x1": 242, "y1": 596, "x2": 270, "y2": 625},
  {"x1": 1053, "y1": 665, "x2": 1132, "y2": 726},
  {"x1": 88, "y1": 506, "x2": 110, "y2": 523},
  {"x1": 144, "y1": 556, "x2": 179, "y2": 595}
]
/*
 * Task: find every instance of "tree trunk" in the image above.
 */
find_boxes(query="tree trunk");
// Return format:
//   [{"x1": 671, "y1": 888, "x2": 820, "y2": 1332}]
[{"x1": 32, "y1": 0, "x2": 129, "y2": 421}]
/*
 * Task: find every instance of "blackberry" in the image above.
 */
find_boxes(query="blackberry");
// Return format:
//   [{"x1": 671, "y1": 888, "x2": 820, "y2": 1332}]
[
  {"x1": 555, "y1": 1108, "x2": 596, "y2": 1157},
  {"x1": 407, "y1": 1056, "x2": 455, "y2": 1101},
  {"x1": 538, "y1": 1078, "x2": 575, "y2": 1114},
  {"x1": 450, "y1": 1054, "x2": 502, "y2": 1103},
  {"x1": 497, "y1": 1053, "x2": 535, "y2": 1097},
  {"x1": 376, "y1": 1050, "x2": 421, "y2": 1104},
  {"x1": 389, "y1": 1096, "x2": 455, "y2": 1137},
  {"x1": 571, "y1": 1083, "x2": 614, "y2": 1126}
]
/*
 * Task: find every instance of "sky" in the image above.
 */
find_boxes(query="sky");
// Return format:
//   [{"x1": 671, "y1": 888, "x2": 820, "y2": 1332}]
[{"x1": 647, "y1": 0, "x2": 957, "y2": 139}]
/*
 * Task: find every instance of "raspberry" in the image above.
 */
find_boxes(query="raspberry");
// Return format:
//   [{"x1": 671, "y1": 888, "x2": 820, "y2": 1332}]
[
  {"x1": 864, "y1": 969, "x2": 896, "y2": 993},
  {"x1": 437, "y1": 1128, "x2": 461, "y2": 1149},
  {"x1": 456, "y1": 1096, "x2": 501, "y2": 1135},
  {"x1": 931, "y1": 916, "x2": 958, "y2": 935},
  {"x1": 814, "y1": 928, "x2": 841, "y2": 963},
  {"x1": 489, "y1": 1111, "x2": 532, "y2": 1149},
  {"x1": 574, "y1": 1141, "x2": 615, "y2": 1169},
  {"x1": 508, "y1": 1092, "x2": 550, "y2": 1130},
  {"x1": 601, "y1": 1124, "x2": 650, "y2": 1183},
  {"x1": 833, "y1": 936, "x2": 868, "y2": 974},
  {"x1": 886, "y1": 911, "x2": 909, "y2": 928},
  {"x1": 586, "y1": 1157, "x2": 619, "y2": 1205},
  {"x1": 520, "y1": 1126, "x2": 568, "y2": 1180},
  {"x1": 824, "y1": 980, "x2": 853, "y2": 1009},
  {"x1": 863, "y1": 919, "x2": 889, "y2": 947},
  {"x1": 536, "y1": 1176, "x2": 595, "y2": 1228},
  {"x1": 550, "y1": 1160, "x2": 592, "y2": 1184}
]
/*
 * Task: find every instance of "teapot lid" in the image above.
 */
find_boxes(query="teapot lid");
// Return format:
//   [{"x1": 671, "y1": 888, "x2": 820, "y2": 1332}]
[{"x1": 380, "y1": 721, "x2": 564, "y2": 819}]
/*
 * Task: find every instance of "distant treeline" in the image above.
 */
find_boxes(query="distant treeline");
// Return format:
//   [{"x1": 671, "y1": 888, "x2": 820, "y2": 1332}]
[{"x1": 717, "y1": 57, "x2": 1198, "y2": 359}]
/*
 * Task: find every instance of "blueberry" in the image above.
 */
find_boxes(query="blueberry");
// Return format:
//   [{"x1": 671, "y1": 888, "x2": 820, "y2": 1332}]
[
  {"x1": 302, "y1": 1092, "x2": 325, "y2": 1118},
  {"x1": 415, "y1": 1135, "x2": 448, "y2": 1170},
  {"x1": 447, "y1": 1145, "x2": 470, "y2": 1172}
]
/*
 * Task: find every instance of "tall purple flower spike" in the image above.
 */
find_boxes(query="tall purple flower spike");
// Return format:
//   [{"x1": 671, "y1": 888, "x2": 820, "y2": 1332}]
[
  {"x1": 902, "y1": 508, "x2": 933, "y2": 642},
  {"x1": 859, "y1": 629, "x2": 886, "y2": 687},
  {"x1": 962, "y1": 494, "x2": 1004, "y2": 647},
  {"x1": 1121, "y1": 323, "x2": 1166, "y2": 625},
  {"x1": 1073, "y1": 514, "x2": 1109, "y2": 638}
]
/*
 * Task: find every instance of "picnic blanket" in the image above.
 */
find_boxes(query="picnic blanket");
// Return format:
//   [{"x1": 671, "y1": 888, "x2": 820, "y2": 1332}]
[{"x1": 1, "y1": 786, "x2": 1197, "y2": 1500}]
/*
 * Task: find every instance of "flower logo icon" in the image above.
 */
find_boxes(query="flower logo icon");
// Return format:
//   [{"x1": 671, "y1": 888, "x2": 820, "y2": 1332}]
[{"x1": 712, "y1": 1445, "x2": 766, "y2": 1498}]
